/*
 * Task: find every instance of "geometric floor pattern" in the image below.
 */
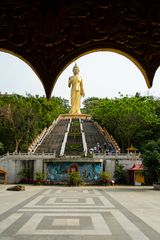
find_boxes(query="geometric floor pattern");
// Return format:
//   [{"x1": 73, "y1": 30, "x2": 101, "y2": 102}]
[{"x1": 0, "y1": 188, "x2": 160, "y2": 240}]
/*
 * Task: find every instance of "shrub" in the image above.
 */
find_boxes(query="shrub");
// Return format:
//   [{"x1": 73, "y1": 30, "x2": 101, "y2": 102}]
[
  {"x1": 35, "y1": 172, "x2": 44, "y2": 185},
  {"x1": 18, "y1": 168, "x2": 33, "y2": 182},
  {"x1": 98, "y1": 172, "x2": 112, "y2": 185},
  {"x1": 100, "y1": 172, "x2": 111, "y2": 181},
  {"x1": 66, "y1": 143, "x2": 83, "y2": 152},
  {"x1": 69, "y1": 171, "x2": 82, "y2": 186}
]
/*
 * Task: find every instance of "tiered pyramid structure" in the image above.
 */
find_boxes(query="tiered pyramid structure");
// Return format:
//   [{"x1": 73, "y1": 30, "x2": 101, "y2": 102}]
[
  {"x1": 28, "y1": 113, "x2": 120, "y2": 183},
  {"x1": 29, "y1": 115, "x2": 120, "y2": 157}
]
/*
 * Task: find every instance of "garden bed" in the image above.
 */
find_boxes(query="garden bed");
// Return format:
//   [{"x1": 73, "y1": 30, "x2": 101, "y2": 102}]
[{"x1": 153, "y1": 183, "x2": 160, "y2": 190}]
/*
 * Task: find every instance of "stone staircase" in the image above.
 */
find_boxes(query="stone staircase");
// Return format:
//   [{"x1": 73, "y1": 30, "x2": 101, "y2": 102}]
[
  {"x1": 34, "y1": 117, "x2": 119, "y2": 157},
  {"x1": 82, "y1": 119, "x2": 116, "y2": 153},
  {"x1": 35, "y1": 119, "x2": 70, "y2": 156}
]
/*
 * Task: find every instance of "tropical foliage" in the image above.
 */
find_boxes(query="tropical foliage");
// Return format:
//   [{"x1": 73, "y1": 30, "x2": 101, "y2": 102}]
[
  {"x1": 69, "y1": 171, "x2": 83, "y2": 186},
  {"x1": 141, "y1": 139, "x2": 160, "y2": 184},
  {"x1": 83, "y1": 94, "x2": 160, "y2": 152},
  {"x1": 0, "y1": 93, "x2": 69, "y2": 153},
  {"x1": 83, "y1": 94, "x2": 160, "y2": 184},
  {"x1": 97, "y1": 172, "x2": 112, "y2": 185}
]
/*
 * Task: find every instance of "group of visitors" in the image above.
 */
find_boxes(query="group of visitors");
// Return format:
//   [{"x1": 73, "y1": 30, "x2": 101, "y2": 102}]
[{"x1": 89, "y1": 142, "x2": 115, "y2": 155}]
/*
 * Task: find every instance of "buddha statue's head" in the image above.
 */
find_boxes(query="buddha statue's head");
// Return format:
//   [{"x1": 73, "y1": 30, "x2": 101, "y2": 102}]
[{"x1": 73, "y1": 62, "x2": 80, "y2": 75}]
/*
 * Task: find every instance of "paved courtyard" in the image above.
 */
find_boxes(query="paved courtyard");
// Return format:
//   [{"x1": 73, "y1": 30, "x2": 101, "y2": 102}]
[{"x1": 0, "y1": 185, "x2": 160, "y2": 240}]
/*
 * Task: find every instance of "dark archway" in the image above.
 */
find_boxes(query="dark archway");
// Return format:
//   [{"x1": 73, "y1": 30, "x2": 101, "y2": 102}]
[{"x1": 0, "y1": 0, "x2": 160, "y2": 98}]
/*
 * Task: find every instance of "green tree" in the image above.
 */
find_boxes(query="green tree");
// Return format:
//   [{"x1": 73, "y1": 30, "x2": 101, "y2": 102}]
[
  {"x1": 83, "y1": 97, "x2": 101, "y2": 115},
  {"x1": 83, "y1": 95, "x2": 160, "y2": 151},
  {"x1": 3, "y1": 96, "x2": 39, "y2": 153},
  {"x1": 141, "y1": 140, "x2": 160, "y2": 184},
  {"x1": 0, "y1": 94, "x2": 69, "y2": 153}
]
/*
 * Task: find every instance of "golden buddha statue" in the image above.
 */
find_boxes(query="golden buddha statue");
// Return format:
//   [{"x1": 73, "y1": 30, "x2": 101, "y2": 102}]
[{"x1": 68, "y1": 63, "x2": 85, "y2": 114}]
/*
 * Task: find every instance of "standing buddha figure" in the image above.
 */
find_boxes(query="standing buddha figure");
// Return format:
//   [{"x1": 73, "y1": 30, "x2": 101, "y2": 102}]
[{"x1": 68, "y1": 63, "x2": 85, "y2": 114}]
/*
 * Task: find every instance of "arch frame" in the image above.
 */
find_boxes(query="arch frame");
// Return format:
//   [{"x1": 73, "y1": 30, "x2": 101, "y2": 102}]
[{"x1": 0, "y1": 0, "x2": 160, "y2": 98}]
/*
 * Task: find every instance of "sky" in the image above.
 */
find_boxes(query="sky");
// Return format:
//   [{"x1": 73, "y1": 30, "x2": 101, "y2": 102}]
[{"x1": 0, "y1": 51, "x2": 160, "y2": 102}]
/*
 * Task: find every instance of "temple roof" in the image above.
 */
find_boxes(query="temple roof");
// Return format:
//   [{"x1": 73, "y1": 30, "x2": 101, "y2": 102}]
[
  {"x1": 129, "y1": 164, "x2": 144, "y2": 171},
  {"x1": 127, "y1": 145, "x2": 138, "y2": 152}
]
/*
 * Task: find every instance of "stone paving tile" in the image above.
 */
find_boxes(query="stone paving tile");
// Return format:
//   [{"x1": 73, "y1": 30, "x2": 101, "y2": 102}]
[{"x1": 0, "y1": 186, "x2": 159, "y2": 240}]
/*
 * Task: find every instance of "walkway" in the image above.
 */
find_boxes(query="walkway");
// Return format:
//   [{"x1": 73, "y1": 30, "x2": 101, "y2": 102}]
[{"x1": 0, "y1": 185, "x2": 160, "y2": 240}]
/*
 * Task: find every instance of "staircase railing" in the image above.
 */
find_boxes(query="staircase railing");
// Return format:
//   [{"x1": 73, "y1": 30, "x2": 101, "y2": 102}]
[
  {"x1": 80, "y1": 119, "x2": 88, "y2": 156},
  {"x1": 103, "y1": 127, "x2": 121, "y2": 153},
  {"x1": 59, "y1": 118, "x2": 71, "y2": 156},
  {"x1": 28, "y1": 119, "x2": 58, "y2": 153}
]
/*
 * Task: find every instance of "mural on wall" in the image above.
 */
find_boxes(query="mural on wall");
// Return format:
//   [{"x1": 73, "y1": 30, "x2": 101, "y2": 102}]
[{"x1": 46, "y1": 162, "x2": 102, "y2": 182}]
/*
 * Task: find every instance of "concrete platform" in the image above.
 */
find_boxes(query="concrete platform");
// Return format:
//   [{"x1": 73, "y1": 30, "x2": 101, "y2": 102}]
[
  {"x1": 59, "y1": 113, "x2": 91, "y2": 119},
  {"x1": 0, "y1": 185, "x2": 160, "y2": 239}
]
